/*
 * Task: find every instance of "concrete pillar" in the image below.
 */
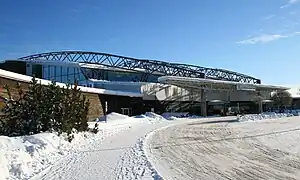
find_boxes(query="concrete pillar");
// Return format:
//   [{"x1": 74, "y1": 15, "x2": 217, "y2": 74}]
[
  {"x1": 257, "y1": 91, "x2": 263, "y2": 114},
  {"x1": 189, "y1": 89, "x2": 194, "y2": 114},
  {"x1": 258, "y1": 100, "x2": 263, "y2": 114},
  {"x1": 200, "y1": 89, "x2": 207, "y2": 116},
  {"x1": 225, "y1": 91, "x2": 231, "y2": 115}
]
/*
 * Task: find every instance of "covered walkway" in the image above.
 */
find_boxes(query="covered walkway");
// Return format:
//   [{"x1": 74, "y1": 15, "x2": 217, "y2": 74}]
[{"x1": 158, "y1": 76, "x2": 289, "y2": 116}]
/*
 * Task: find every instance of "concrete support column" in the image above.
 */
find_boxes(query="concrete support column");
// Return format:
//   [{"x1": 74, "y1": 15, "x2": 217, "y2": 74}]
[
  {"x1": 225, "y1": 91, "x2": 231, "y2": 114},
  {"x1": 257, "y1": 91, "x2": 263, "y2": 114},
  {"x1": 258, "y1": 100, "x2": 263, "y2": 114},
  {"x1": 200, "y1": 89, "x2": 207, "y2": 117}
]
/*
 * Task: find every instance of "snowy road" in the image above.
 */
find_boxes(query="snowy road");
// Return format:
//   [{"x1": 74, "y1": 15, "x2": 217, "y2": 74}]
[
  {"x1": 28, "y1": 116, "x2": 235, "y2": 180},
  {"x1": 4, "y1": 113, "x2": 300, "y2": 180},
  {"x1": 31, "y1": 122, "x2": 164, "y2": 180},
  {"x1": 145, "y1": 116, "x2": 300, "y2": 180}
]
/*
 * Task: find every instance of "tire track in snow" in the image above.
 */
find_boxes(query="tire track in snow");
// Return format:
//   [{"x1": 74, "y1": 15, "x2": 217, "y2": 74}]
[
  {"x1": 114, "y1": 137, "x2": 162, "y2": 180},
  {"x1": 146, "y1": 118, "x2": 300, "y2": 180}
]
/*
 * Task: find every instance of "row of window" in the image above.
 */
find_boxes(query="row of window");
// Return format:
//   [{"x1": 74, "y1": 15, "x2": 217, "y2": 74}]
[
  {"x1": 85, "y1": 69, "x2": 162, "y2": 82},
  {"x1": 42, "y1": 65, "x2": 87, "y2": 84},
  {"x1": 29, "y1": 64, "x2": 162, "y2": 85}
]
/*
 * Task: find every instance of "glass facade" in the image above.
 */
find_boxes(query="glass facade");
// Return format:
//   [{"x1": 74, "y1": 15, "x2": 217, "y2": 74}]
[
  {"x1": 94, "y1": 82, "x2": 141, "y2": 92},
  {"x1": 86, "y1": 69, "x2": 162, "y2": 83},
  {"x1": 25, "y1": 62, "x2": 161, "y2": 88},
  {"x1": 42, "y1": 65, "x2": 88, "y2": 85}
]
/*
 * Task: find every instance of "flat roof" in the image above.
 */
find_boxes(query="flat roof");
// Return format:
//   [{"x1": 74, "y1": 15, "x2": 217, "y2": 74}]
[
  {"x1": 0, "y1": 69, "x2": 143, "y2": 97},
  {"x1": 158, "y1": 76, "x2": 289, "y2": 91}
]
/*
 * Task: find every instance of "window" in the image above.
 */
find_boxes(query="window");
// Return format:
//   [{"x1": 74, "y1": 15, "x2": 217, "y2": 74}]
[{"x1": 121, "y1": 108, "x2": 132, "y2": 116}]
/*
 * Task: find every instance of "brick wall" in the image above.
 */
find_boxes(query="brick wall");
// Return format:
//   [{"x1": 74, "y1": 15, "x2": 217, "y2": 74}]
[
  {"x1": 0, "y1": 76, "x2": 104, "y2": 121},
  {"x1": 84, "y1": 93, "x2": 104, "y2": 120}
]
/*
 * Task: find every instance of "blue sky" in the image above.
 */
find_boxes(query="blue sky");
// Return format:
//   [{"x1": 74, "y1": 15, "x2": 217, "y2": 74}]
[{"x1": 0, "y1": 0, "x2": 299, "y2": 85}]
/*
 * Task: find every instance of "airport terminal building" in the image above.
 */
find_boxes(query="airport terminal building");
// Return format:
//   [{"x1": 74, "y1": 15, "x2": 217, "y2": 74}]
[{"x1": 0, "y1": 51, "x2": 288, "y2": 118}]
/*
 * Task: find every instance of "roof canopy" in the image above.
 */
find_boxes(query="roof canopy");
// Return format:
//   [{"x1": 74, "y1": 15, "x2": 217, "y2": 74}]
[
  {"x1": 17, "y1": 51, "x2": 261, "y2": 84},
  {"x1": 158, "y1": 76, "x2": 288, "y2": 92}
]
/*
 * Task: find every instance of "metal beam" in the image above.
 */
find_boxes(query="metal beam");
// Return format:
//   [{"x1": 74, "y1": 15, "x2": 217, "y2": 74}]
[{"x1": 18, "y1": 51, "x2": 261, "y2": 84}]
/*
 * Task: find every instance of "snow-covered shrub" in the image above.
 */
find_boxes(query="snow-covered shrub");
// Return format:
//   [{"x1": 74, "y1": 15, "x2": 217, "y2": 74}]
[{"x1": 0, "y1": 77, "x2": 90, "y2": 141}]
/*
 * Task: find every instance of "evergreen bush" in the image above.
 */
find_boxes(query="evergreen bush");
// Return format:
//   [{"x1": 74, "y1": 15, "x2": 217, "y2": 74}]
[{"x1": 0, "y1": 77, "x2": 90, "y2": 141}]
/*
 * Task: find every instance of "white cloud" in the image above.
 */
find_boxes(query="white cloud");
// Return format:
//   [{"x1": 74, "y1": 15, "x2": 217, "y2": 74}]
[
  {"x1": 262, "y1": 15, "x2": 275, "y2": 20},
  {"x1": 280, "y1": 0, "x2": 300, "y2": 8},
  {"x1": 237, "y1": 31, "x2": 300, "y2": 45},
  {"x1": 237, "y1": 34, "x2": 287, "y2": 44}
]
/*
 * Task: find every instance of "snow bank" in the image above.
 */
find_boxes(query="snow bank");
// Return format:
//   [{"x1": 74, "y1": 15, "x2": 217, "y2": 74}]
[
  {"x1": 161, "y1": 112, "x2": 206, "y2": 120},
  {"x1": 138, "y1": 112, "x2": 172, "y2": 123},
  {"x1": 0, "y1": 111, "x2": 198, "y2": 180},
  {"x1": 0, "y1": 122, "x2": 136, "y2": 180},
  {"x1": 144, "y1": 112, "x2": 165, "y2": 121},
  {"x1": 237, "y1": 112, "x2": 298, "y2": 122},
  {"x1": 0, "y1": 133, "x2": 72, "y2": 180},
  {"x1": 0, "y1": 111, "x2": 176, "y2": 180},
  {"x1": 95, "y1": 112, "x2": 165, "y2": 126},
  {"x1": 97, "y1": 112, "x2": 130, "y2": 122},
  {"x1": 162, "y1": 112, "x2": 189, "y2": 119}
]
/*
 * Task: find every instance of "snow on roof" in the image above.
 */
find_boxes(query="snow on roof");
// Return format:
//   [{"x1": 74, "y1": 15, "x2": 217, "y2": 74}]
[
  {"x1": 89, "y1": 79, "x2": 144, "y2": 85},
  {"x1": 158, "y1": 76, "x2": 289, "y2": 91},
  {"x1": 5, "y1": 59, "x2": 80, "y2": 67},
  {"x1": 0, "y1": 69, "x2": 143, "y2": 97}
]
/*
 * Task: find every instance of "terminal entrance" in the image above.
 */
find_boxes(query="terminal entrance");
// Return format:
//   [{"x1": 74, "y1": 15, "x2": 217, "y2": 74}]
[
  {"x1": 158, "y1": 76, "x2": 287, "y2": 116},
  {"x1": 121, "y1": 108, "x2": 132, "y2": 116}
]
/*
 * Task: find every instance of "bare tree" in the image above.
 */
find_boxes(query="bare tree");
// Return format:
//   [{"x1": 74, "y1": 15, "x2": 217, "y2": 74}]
[{"x1": 271, "y1": 90, "x2": 292, "y2": 108}]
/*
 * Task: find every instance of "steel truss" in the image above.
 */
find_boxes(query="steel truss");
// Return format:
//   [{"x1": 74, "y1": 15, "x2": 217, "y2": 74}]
[{"x1": 19, "y1": 51, "x2": 261, "y2": 84}]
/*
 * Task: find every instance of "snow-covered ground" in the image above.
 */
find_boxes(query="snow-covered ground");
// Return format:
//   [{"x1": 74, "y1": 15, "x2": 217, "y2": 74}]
[
  {"x1": 1, "y1": 112, "x2": 300, "y2": 180},
  {"x1": 145, "y1": 116, "x2": 300, "y2": 180},
  {"x1": 0, "y1": 112, "x2": 184, "y2": 180},
  {"x1": 0, "y1": 115, "x2": 136, "y2": 180}
]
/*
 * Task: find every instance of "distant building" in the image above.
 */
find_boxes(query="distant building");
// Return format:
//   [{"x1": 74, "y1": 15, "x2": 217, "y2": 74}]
[{"x1": 0, "y1": 51, "x2": 288, "y2": 118}]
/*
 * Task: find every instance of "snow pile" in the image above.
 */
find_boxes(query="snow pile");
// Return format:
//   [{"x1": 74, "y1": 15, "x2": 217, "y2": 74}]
[
  {"x1": 0, "y1": 133, "x2": 72, "y2": 180},
  {"x1": 162, "y1": 112, "x2": 189, "y2": 119},
  {"x1": 97, "y1": 112, "x2": 130, "y2": 122},
  {"x1": 285, "y1": 109, "x2": 300, "y2": 116},
  {"x1": 144, "y1": 112, "x2": 165, "y2": 120},
  {"x1": 161, "y1": 112, "x2": 207, "y2": 120},
  {"x1": 272, "y1": 109, "x2": 300, "y2": 114},
  {"x1": 237, "y1": 112, "x2": 296, "y2": 122},
  {"x1": 0, "y1": 150, "x2": 9, "y2": 180},
  {"x1": 0, "y1": 111, "x2": 183, "y2": 180},
  {"x1": 142, "y1": 112, "x2": 168, "y2": 123},
  {"x1": 136, "y1": 112, "x2": 175, "y2": 123}
]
